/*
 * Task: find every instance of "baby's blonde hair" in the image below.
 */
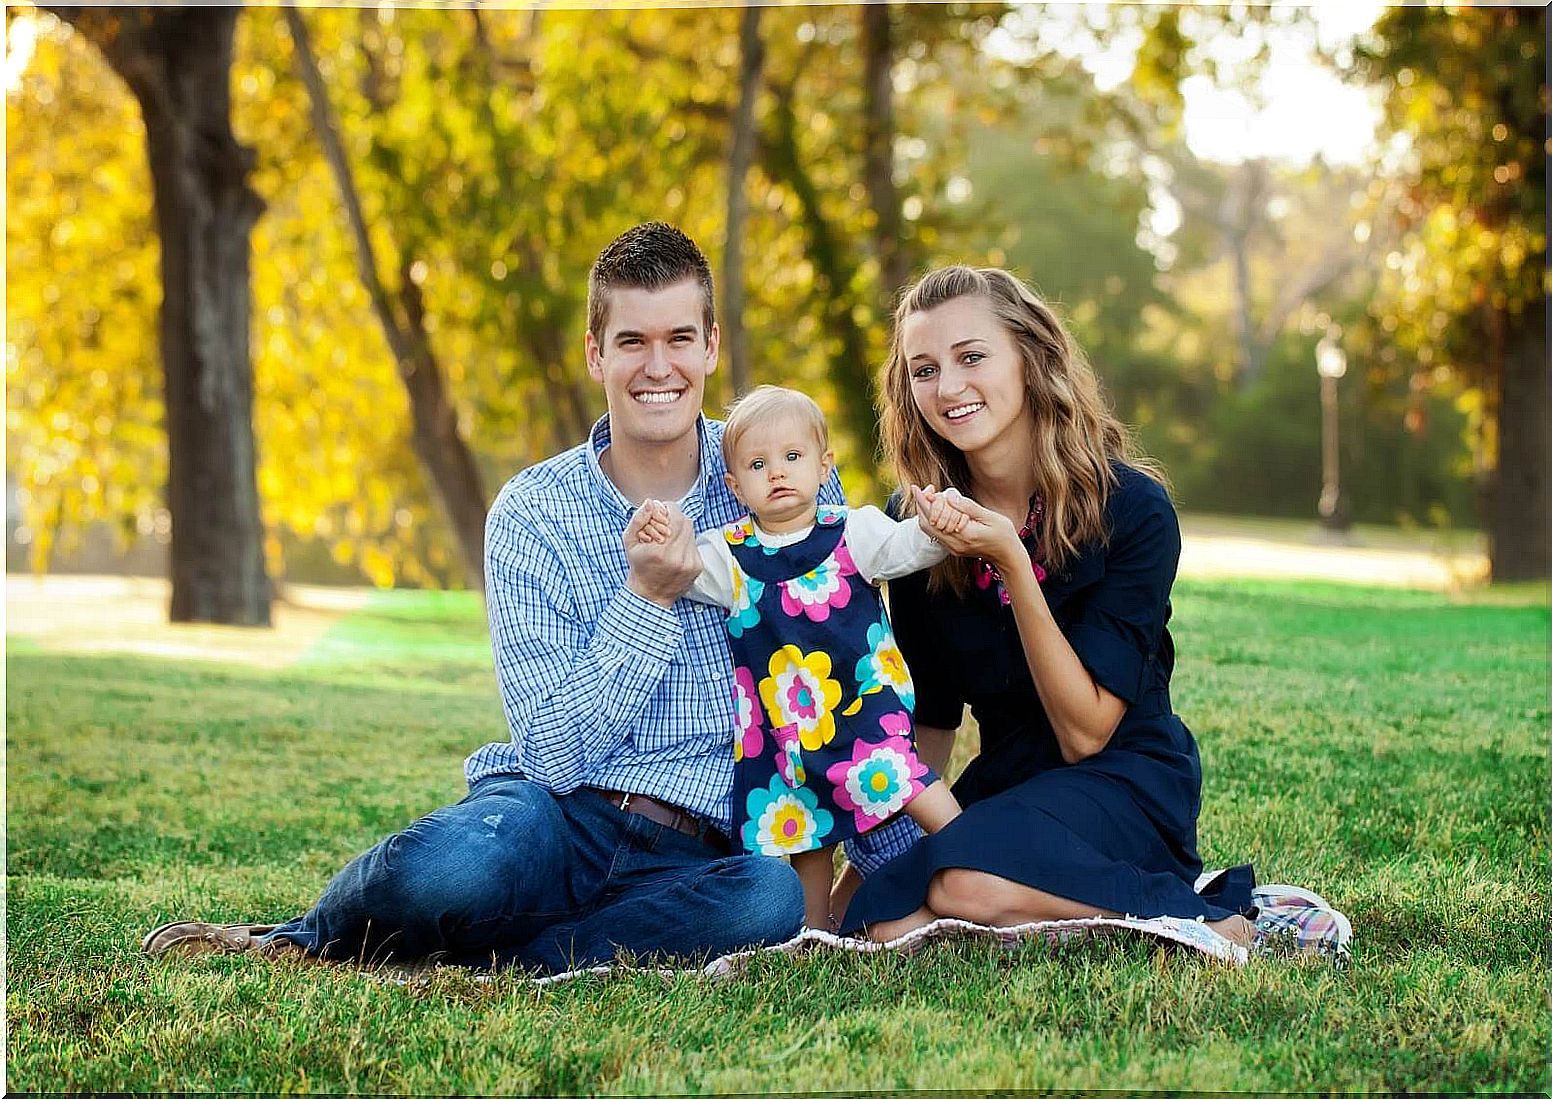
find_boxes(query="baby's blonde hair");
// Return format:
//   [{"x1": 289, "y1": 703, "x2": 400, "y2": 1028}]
[{"x1": 721, "y1": 385, "x2": 830, "y2": 467}]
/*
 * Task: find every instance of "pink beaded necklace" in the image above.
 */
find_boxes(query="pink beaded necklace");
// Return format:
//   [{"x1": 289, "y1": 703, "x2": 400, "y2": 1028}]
[{"x1": 973, "y1": 495, "x2": 1047, "y2": 605}]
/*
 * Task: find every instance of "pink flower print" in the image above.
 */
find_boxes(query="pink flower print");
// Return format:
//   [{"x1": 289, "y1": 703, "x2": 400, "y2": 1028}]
[
  {"x1": 878, "y1": 710, "x2": 911, "y2": 739},
  {"x1": 778, "y1": 544, "x2": 857, "y2": 623},
  {"x1": 825, "y1": 734, "x2": 929, "y2": 834},
  {"x1": 772, "y1": 724, "x2": 807, "y2": 788},
  {"x1": 732, "y1": 665, "x2": 765, "y2": 762}
]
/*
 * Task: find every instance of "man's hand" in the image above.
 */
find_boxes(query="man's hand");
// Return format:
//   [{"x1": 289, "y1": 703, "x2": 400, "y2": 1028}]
[{"x1": 624, "y1": 503, "x2": 702, "y2": 607}]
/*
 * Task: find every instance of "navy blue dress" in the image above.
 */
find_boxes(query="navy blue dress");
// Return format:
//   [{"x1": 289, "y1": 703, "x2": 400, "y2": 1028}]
[
  {"x1": 723, "y1": 507, "x2": 936, "y2": 857},
  {"x1": 839, "y1": 464, "x2": 1254, "y2": 932}
]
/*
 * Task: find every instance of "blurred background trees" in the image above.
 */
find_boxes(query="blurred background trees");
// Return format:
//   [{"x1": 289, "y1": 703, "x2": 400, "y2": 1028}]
[
  {"x1": 1355, "y1": 5, "x2": 1545, "y2": 580},
  {"x1": 7, "y1": 2, "x2": 1545, "y2": 616}
]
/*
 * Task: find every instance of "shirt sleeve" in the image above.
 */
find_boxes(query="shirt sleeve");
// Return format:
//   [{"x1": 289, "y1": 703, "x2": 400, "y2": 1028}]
[
  {"x1": 818, "y1": 467, "x2": 846, "y2": 507},
  {"x1": 1065, "y1": 475, "x2": 1179, "y2": 705},
  {"x1": 484, "y1": 487, "x2": 684, "y2": 792},
  {"x1": 686, "y1": 530, "x2": 735, "y2": 608},
  {"x1": 844, "y1": 814, "x2": 923, "y2": 877},
  {"x1": 845, "y1": 504, "x2": 948, "y2": 584}
]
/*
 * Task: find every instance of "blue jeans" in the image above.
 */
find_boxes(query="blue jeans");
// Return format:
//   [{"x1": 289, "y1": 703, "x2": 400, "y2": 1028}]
[{"x1": 263, "y1": 776, "x2": 805, "y2": 973}]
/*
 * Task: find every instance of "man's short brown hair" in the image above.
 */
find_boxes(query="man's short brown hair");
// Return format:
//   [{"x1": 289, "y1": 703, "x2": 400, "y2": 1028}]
[{"x1": 587, "y1": 222, "x2": 715, "y2": 343}]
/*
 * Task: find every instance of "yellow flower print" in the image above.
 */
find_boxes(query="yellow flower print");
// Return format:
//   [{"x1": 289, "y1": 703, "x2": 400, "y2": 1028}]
[{"x1": 759, "y1": 645, "x2": 843, "y2": 751}]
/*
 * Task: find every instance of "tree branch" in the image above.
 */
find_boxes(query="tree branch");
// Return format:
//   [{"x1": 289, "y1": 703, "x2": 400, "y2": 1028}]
[
  {"x1": 284, "y1": 7, "x2": 488, "y2": 589},
  {"x1": 282, "y1": 7, "x2": 413, "y2": 366},
  {"x1": 862, "y1": 2, "x2": 908, "y2": 300}
]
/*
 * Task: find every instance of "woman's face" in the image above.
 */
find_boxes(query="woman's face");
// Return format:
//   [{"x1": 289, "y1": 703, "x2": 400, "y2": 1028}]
[{"x1": 900, "y1": 294, "x2": 1034, "y2": 462}]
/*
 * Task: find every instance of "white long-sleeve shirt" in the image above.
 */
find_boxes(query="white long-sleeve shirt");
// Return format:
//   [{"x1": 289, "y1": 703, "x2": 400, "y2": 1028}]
[{"x1": 688, "y1": 504, "x2": 946, "y2": 608}]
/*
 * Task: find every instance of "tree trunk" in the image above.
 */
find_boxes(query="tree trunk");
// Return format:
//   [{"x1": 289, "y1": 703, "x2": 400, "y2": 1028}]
[
  {"x1": 862, "y1": 2, "x2": 909, "y2": 303},
  {"x1": 284, "y1": 8, "x2": 488, "y2": 592},
  {"x1": 1224, "y1": 163, "x2": 1266, "y2": 391},
  {"x1": 1230, "y1": 231, "x2": 1264, "y2": 388},
  {"x1": 464, "y1": 14, "x2": 582, "y2": 453},
  {"x1": 762, "y1": 86, "x2": 881, "y2": 466},
  {"x1": 723, "y1": 5, "x2": 764, "y2": 399},
  {"x1": 513, "y1": 240, "x2": 594, "y2": 448},
  {"x1": 1487, "y1": 313, "x2": 1548, "y2": 580},
  {"x1": 51, "y1": 7, "x2": 272, "y2": 624}
]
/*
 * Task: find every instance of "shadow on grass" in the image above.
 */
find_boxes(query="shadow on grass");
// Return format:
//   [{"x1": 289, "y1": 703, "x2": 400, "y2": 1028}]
[{"x1": 8, "y1": 648, "x2": 494, "y2": 879}]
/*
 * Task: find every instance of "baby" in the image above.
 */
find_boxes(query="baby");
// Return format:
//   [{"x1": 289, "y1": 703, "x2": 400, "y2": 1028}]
[{"x1": 634, "y1": 385, "x2": 962, "y2": 929}]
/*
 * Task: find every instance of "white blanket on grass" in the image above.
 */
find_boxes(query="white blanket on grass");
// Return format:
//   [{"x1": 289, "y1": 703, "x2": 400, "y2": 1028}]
[
  {"x1": 530, "y1": 910, "x2": 1245, "y2": 988},
  {"x1": 384, "y1": 878, "x2": 1351, "y2": 987}
]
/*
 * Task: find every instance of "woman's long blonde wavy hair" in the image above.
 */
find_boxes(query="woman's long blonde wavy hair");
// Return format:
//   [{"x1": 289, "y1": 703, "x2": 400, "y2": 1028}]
[{"x1": 880, "y1": 266, "x2": 1166, "y2": 596}]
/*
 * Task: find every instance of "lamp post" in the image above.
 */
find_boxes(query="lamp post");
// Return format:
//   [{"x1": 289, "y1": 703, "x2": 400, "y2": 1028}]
[{"x1": 1315, "y1": 330, "x2": 1351, "y2": 535}]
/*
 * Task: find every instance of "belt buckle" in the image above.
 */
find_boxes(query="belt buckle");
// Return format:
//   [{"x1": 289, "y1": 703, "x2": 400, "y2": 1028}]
[{"x1": 618, "y1": 792, "x2": 634, "y2": 813}]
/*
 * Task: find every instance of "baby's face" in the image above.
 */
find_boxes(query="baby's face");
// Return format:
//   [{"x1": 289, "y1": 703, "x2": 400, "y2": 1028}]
[{"x1": 724, "y1": 416, "x2": 834, "y2": 534}]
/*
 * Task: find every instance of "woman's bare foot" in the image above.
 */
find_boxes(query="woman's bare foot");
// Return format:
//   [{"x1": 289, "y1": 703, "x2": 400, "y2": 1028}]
[
  {"x1": 1207, "y1": 913, "x2": 1253, "y2": 948},
  {"x1": 866, "y1": 905, "x2": 938, "y2": 943}
]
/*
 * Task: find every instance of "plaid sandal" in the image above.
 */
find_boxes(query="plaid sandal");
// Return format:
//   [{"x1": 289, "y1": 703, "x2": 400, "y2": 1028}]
[
  {"x1": 1192, "y1": 871, "x2": 1353, "y2": 964},
  {"x1": 1248, "y1": 883, "x2": 1353, "y2": 964}
]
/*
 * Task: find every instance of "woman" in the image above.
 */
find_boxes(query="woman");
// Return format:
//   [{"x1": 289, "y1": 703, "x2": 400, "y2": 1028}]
[{"x1": 839, "y1": 266, "x2": 1255, "y2": 946}]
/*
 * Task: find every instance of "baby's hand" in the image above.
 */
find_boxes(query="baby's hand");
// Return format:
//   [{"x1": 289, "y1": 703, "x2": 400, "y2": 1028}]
[
  {"x1": 915, "y1": 484, "x2": 970, "y2": 538},
  {"x1": 641, "y1": 500, "x2": 673, "y2": 544},
  {"x1": 626, "y1": 500, "x2": 675, "y2": 549}
]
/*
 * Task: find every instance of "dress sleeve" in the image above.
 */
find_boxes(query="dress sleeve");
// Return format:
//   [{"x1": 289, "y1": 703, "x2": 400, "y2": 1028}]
[
  {"x1": 844, "y1": 504, "x2": 948, "y2": 584},
  {"x1": 686, "y1": 529, "x2": 735, "y2": 608},
  {"x1": 1065, "y1": 476, "x2": 1179, "y2": 705}
]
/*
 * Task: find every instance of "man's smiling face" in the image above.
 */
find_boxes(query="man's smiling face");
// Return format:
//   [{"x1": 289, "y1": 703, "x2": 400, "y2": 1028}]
[{"x1": 586, "y1": 278, "x2": 719, "y2": 451}]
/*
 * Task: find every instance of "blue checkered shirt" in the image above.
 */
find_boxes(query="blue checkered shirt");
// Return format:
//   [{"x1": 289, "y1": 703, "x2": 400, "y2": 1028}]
[{"x1": 466, "y1": 414, "x2": 920, "y2": 875}]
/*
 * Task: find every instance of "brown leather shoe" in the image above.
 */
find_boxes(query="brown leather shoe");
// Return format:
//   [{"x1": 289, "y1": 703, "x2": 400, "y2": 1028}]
[{"x1": 142, "y1": 921, "x2": 284, "y2": 957}]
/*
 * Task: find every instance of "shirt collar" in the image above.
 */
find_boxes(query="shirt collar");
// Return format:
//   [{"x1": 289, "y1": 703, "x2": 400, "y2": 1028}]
[{"x1": 587, "y1": 413, "x2": 715, "y2": 522}]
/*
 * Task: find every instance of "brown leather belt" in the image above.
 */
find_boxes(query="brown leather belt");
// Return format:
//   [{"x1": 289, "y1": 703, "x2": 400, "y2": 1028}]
[{"x1": 586, "y1": 788, "x2": 732, "y2": 855}]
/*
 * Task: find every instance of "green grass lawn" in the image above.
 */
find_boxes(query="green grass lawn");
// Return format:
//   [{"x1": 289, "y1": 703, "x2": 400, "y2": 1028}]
[{"x1": 7, "y1": 579, "x2": 1547, "y2": 1092}]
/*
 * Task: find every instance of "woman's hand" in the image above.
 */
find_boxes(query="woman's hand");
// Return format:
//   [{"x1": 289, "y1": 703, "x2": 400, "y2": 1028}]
[{"x1": 911, "y1": 485, "x2": 1023, "y2": 567}]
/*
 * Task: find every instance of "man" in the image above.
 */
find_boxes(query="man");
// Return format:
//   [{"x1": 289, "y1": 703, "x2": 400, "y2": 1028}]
[{"x1": 145, "y1": 222, "x2": 911, "y2": 972}]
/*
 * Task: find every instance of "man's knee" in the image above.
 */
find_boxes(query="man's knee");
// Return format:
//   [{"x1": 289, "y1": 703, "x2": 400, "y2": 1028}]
[
  {"x1": 381, "y1": 780, "x2": 566, "y2": 915},
  {"x1": 719, "y1": 855, "x2": 805, "y2": 945}
]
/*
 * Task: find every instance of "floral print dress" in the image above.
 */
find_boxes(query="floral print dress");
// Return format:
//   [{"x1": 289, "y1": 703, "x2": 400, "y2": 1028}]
[{"x1": 717, "y1": 505, "x2": 937, "y2": 857}]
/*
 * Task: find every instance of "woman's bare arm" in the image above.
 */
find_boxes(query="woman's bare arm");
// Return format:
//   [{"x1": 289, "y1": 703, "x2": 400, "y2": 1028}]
[{"x1": 915, "y1": 487, "x2": 1124, "y2": 764}]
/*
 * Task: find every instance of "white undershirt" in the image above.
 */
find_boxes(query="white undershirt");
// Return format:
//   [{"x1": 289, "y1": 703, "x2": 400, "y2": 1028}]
[{"x1": 687, "y1": 505, "x2": 946, "y2": 608}]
